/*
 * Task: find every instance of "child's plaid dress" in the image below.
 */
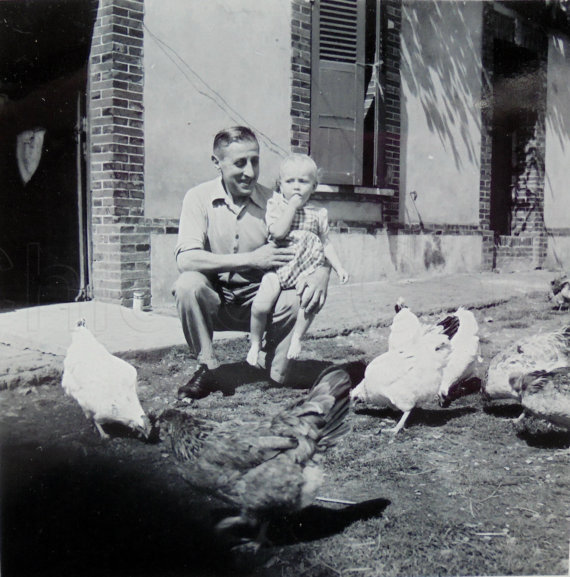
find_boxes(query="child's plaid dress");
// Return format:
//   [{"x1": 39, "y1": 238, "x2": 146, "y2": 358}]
[{"x1": 265, "y1": 193, "x2": 329, "y2": 290}]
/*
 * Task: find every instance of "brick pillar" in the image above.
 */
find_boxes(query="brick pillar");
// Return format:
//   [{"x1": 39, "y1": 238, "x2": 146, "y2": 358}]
[
  {"x1": 88, "y1": 0, "x2": 148, "y2": 306},
  {"x1": 290, "y1": 0, "x2": 312, "y2": 154},
  {"x1": 380, "y1": 0, "x2": 402, "y2": 225},
  {"x1": 479, "y1": 3, "x2": 495, "y2": 271}
]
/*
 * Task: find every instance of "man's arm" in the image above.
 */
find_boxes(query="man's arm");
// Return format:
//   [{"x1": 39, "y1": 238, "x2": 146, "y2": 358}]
[{"x1": 176, "y1": 244, "x2": 296, "y2": 275}]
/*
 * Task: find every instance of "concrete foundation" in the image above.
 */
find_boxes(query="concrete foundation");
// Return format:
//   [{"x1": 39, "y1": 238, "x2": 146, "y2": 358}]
[{"x1": 150, "y1": 230, "x2": 484, "y2": 307}]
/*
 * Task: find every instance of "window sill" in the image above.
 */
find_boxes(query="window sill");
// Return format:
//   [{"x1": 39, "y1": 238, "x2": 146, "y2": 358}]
[{"x1": 314, "y1": 184, "x2": 395, "y2": 201}]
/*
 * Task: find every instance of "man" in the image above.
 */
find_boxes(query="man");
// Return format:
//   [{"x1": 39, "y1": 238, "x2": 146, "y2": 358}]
[{"x1": 173, "y1": 126, "x2": 331, "y2": 399}]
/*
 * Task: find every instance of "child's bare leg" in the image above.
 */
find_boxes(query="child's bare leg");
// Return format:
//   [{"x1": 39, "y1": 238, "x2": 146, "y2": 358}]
[
  {"x1": 287, "y1": 307, "x2": 316, "y2": 359},
  {"x1": 247, "y1": 273, "x2": 281, "y2": 366}
]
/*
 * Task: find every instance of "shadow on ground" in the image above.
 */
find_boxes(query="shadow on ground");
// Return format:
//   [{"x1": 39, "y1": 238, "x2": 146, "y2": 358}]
[
  {"x1": 516, "y1": 429, "x2": 570, "y2": 449},
  {"x1": 267, "y1": 498, "x2": 390, "y2": 545},
  {"x1": 354, "y1": 406, "x2": 478, "y2": 429},
  {"x1": 207, "y1": 359, "x2": 367, "y2": 396},
  {"x1": 483, "y1": 403, "x2": 524, "y2": 419},
  {"x1": 2, "y1": 443, "x2": 234, "y2": 576},
  {"x1": 1, "y1": 438, "x2": 382, "y2": 577}
]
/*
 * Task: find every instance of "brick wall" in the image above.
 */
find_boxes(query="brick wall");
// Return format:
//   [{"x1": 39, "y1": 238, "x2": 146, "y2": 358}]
[
  {"x1": 380, "y1": 0, "x2": 402, "y2": 225},
  {"x1": 290, "y1": 0, "x2": 312, "y2": 154},
  {"x1": 479, "y1": 2, "x2": 494, "y2": 270},
  {"x1": 88, "y1": 0, "x2": 148, "y2": 306},
  {"x1": 480, "y1": 3, "x2": 549, "y2": 272}
]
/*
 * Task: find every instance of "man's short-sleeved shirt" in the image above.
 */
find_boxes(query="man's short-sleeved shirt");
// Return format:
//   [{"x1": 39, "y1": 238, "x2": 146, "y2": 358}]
[{"x1": 175, "y1": 177, "x2": 272, "y2": 285}]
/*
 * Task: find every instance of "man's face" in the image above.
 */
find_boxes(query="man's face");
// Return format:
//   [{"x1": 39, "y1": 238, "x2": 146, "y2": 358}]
[{"x1": 213, "y1": 140, "x2": 260, "y2": 200}]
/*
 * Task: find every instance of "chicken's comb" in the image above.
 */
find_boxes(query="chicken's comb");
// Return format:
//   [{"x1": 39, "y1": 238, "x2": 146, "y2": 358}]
[{"x1": 395, "y1": 297, "x2": 407, "y2": 313}]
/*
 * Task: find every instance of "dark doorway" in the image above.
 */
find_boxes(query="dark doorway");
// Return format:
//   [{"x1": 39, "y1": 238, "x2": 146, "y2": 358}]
[
  {"x1": 0, "y1": 0, "x2": 96, "y2": 309},
  {"x1": 490, "y1": 39, "x2": 540, "y2": 237}
]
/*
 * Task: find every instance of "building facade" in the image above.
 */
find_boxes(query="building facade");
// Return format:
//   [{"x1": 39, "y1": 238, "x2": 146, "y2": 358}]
[{"x1": 1, "y1": 0, "x2": 569, "y2": 308}]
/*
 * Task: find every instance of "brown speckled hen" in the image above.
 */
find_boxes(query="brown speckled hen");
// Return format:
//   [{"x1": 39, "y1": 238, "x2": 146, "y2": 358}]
[
  {"x1": 483, "y1": 326, "x2": 570, "y2": 401},
  {"x1": 158, "y1": 366, "x2": 351, "y2": 547},
  {"x1": 509, "y1": 366, "x2": 570, "y2": 430},
  {"x1": 549, "y1": 275, "x2": 570, "y2": 310}
]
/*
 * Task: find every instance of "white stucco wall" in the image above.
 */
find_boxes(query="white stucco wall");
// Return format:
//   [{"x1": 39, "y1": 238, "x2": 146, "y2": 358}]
[
  {"x1": 400, "y1": 0, "x2": 483, "y2": 226},
  {"x1": 546, "y1": 236, "x2": 570, "y2": 270},
  {"x1": 545, "y1": 33, "x2": 570, "y2": 230},
  {"x1": 143, "y1": 0, "x2": 292, "y2": 219}
]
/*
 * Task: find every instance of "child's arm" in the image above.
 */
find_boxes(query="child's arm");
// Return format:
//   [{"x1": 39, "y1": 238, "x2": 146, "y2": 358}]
[
  {"x1": 267, "y1": 195, "x2": 304, "y2": 240},
  {"x1": 323, "y1": 241, "x2": 349, "y2": 284}
]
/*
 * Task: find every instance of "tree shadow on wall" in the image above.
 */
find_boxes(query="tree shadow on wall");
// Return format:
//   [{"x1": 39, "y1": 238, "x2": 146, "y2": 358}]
[{"x1": 400, "y1": 2, "x2": 570, "y2": 171}]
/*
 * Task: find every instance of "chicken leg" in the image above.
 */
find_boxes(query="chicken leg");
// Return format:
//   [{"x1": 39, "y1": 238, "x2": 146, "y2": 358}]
[
  {"x1": 216, "y1": 515, "x2": 269, "y2": 553},
  {"x1": 94, "y1": 420, "x2": 110, "y2": 440},
  {"x1": 385, "y1": 410, "x2": 411, "y2": 434}
]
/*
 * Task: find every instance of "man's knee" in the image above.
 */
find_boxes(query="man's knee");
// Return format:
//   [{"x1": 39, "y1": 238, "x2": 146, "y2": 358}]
[
  {"x1": 173, "y1": 271, "x2": 216, "y2": 306},
  {"x1": 273, "y1": 288, "x2": 299, "y2": 322}
]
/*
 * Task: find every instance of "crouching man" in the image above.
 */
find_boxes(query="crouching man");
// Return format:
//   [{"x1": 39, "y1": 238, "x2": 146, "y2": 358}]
[{"x1": 173, "y1": 126, "x2": 331, "y2": 399}]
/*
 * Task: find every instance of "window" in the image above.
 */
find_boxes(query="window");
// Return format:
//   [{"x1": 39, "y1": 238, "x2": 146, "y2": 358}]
[{"x1": 310, "y1": 0, "x2": 384, "y2": 188}]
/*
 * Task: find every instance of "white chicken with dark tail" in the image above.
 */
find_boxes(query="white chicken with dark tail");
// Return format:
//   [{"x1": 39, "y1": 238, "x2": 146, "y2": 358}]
[
  {"x1": 352, "y1": 300, "x2": 481, "y2": 433},
  {"x1": 437, "y1": 307, "x2": 483, "y2": 407},
  {"x1": 390, "y1": 301, "x2": 482, "y2": 406},
  {"x1": 351, "y1": 301, "x2": 455, "y2": 434},
  {"x1": 62, "y1": 319, "x2": 151, "y2": 439},
  {"x1": 483, "y1": 325, "x2": 570, "y2": 402}
]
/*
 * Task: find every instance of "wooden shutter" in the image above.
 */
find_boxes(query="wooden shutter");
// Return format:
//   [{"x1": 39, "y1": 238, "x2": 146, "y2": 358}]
[{"x1": 310, "y1": 0, "x2": 365, "y2": 185}]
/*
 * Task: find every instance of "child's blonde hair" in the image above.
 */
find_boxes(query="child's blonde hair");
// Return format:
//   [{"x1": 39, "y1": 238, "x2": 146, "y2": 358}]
[{"x1": 278, "y1": 153, "x2": 319, "y2": 183}]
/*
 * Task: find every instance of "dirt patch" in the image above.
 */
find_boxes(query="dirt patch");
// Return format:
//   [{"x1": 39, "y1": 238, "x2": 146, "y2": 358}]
[{"x1": 1, "y1": 292, "x2": 569, "y2": 577}]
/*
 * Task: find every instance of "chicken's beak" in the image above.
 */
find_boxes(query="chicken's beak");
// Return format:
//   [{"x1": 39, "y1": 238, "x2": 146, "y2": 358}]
[
  {"x1": 349, "y1": 390, "x2": 364, "y2": 408},
  {"x1": 438, "y1": 395, "x2": 451, "y2": 408},
  {"x1": 135, "y1": 415, "x2": 155, "y2": 442}
]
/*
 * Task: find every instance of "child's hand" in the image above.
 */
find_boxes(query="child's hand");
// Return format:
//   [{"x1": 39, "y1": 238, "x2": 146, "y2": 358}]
[
  {"x1": 338, "y1": 269, "x2": 349, "y2": 284},
  {"x1": 288, "y1": 194, "x2": 305, "y2": 209}
]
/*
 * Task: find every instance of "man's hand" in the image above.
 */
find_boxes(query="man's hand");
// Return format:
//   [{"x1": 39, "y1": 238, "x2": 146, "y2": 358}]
[
  {"x1": 296, "y1": 265, "x2": 331, "y2": 314},
  {"x1": 249, "y1": 243, "x2": 295, "y2": 270}
]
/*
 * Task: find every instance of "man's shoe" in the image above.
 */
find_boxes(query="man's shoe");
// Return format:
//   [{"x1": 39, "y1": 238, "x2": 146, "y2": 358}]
[{"x1": 177, "y1": 364, "x2": 216, "y2": 400}]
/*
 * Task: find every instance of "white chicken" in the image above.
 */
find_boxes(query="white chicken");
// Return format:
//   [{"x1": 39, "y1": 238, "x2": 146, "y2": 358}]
[
  {"x1": 61, "y1": 319, "x2": 151, "y2": 439},
  {"x1": 387, "y1": 297, "x2": 426, "y2": 353},
  {"x1": 351, "y1": 305, "x2": 454, "y2": 434},
  {"x1": 482, "y1": 325, "x2": 570, "y2": 401},
  {"x1": 437, "y1": 307, "x2": 483, "y2": 407},
  {"x1": 352, "y1": 301, "x2": 482, "y2": 434},
  {"x1": 388, "y1": 301, "x2": 482, "y2": 406},
  {"x1": 509, "y1": 367, "x2": 570, "y2": 430}
]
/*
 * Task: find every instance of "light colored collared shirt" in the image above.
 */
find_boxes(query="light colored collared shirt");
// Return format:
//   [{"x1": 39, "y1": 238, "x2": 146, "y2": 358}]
[{"x1": 175, "y1": 177, "x2": 272, "y2": 285}]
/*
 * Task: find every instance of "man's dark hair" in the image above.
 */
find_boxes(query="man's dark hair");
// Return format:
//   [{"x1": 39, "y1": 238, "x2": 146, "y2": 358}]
[{"x1": 213, "y1": 126, "x2": 258, "y2": 155}]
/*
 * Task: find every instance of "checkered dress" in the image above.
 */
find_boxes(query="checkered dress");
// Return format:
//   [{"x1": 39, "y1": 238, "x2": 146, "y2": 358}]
[{"x1": 266, "y1": 194, "x2": 329, "y2": 290}]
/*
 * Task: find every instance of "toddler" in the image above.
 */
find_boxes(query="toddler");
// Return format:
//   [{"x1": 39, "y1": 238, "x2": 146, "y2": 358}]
[{"x1": 247, "y1": 154, "x2": 349, "y2": 366}]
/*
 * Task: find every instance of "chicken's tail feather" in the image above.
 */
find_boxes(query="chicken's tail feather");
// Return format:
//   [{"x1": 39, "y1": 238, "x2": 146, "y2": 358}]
[
  {"x1": 305, "y1": 366, "x2": 352, "y2": 449},
  {"x1": 559, "y1": 325, "x2": 570, "y2": 349},
  {"x1": 437, "y1": 314, "x2": 460, "y2": 340}
]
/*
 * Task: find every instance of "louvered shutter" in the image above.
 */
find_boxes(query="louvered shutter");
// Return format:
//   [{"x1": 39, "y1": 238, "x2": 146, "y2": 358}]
[{"x1": 310, "y1": 0, "x2": 365, "y2": 185}]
